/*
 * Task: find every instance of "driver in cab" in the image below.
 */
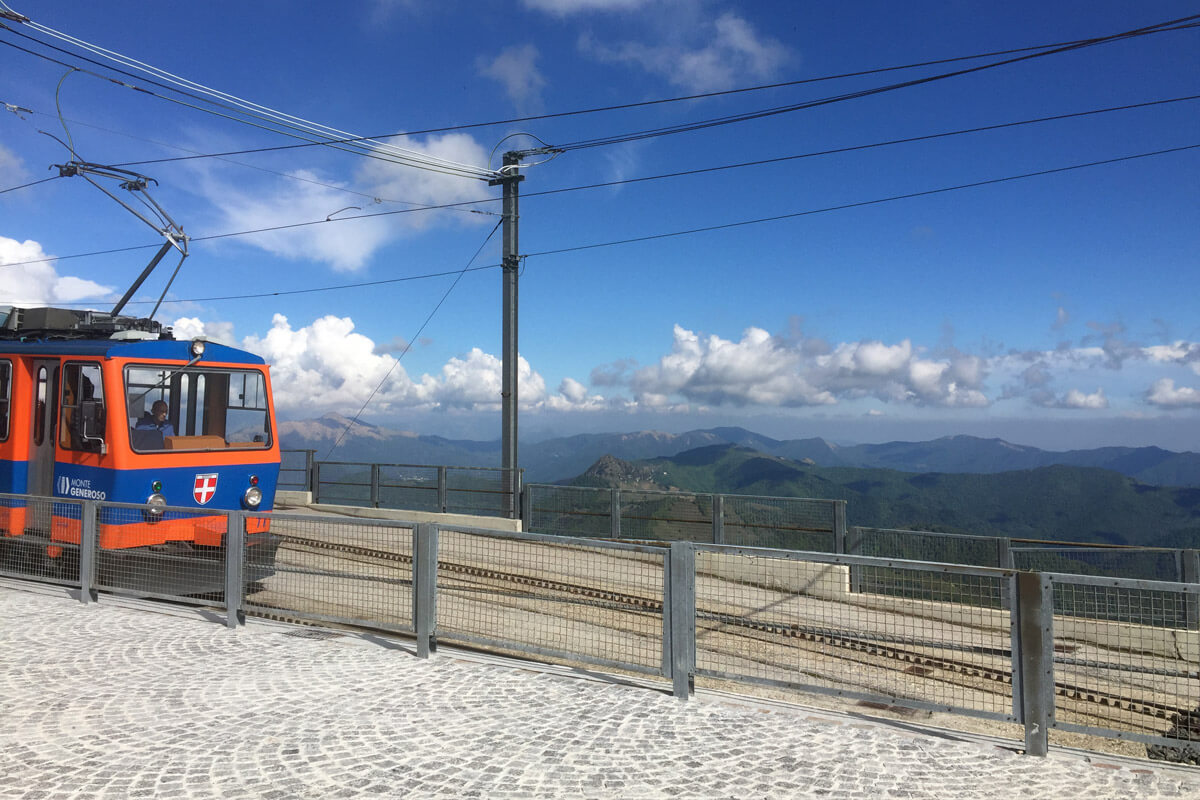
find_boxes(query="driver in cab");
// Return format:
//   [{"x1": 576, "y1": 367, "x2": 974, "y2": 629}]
[{"x1": 135, "y1": 400, "x2": 176, "y2": 438}]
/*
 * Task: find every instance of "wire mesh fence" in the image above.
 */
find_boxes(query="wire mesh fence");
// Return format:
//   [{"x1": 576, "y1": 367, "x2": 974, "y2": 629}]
[
  {"x1": 523, "y1": 484, "x2": 845, "y2": 548},
  {"x1": 1046, "y1": 573, "x2": 1200, "y2": 756},
  {"x1": 433, "y1": 527, "x2": 668, "y2": 677},
  {"x1": 691, "y1": 546, "x2": 1017, "y2": 721},
  {"x1": 313, "y1": 461, "x2": 374, "y2": 507},
  {"x1": 1013, "y1": 546, "x2": 1184, "y2": 582},
  {"x1": 310, "y1": 460, "x2": 519, "y2": 518},
  {"x1": 279, "y1": 449, "x2": 314, "y2": 491},
  {"x1": 92, "y1": 501, "x2": 232, "y2": 604},
  {"x1": 377, "y1": 464, "x2": 441, "y2": 512},
  {"x1": 8, "y1": 492, "x2": 1200, "y2": 759},
  {"x1": 0, "y1": 493, "x2": 82, "y2": 585},
  {"x1": 524, "y1": 485, "x2": 614, "y2": 537},
  {"x1": 723, "y1": 495, "x2": 840, "y2": 550},
  {"x1": 618, "y1": 489, "x2": 714, "y2": 541},
  {"x1": 854, "y1": 527, "x2": 1008, "y2": 567},
  {"x1": 242, "y1": 511, "x2": 415, "y2": 634},
  {"x1": 445, "y1": 468, "x2": 513, "y2": 517}
]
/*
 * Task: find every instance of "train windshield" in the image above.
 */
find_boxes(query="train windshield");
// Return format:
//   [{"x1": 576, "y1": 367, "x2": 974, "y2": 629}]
[{"x1": 125, "y1": 365, "x2": 272, "y2": 453}]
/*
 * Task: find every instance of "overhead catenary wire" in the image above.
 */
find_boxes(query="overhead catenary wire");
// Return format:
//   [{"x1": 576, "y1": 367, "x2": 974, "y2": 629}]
[
  {"x1": 324, "y1": 219, "x2": 505, "y2": 459},
  {"x1": 520, "y1": 94, "x2": 1200, "y2": 200},
  {"x1": 0, "y1": 15, "x2": 497, "y2": 181},
  {"x1": 52, "y1": 263, "x2": 502, "y2": 306},
  {"x1": 0, "y1": 174, "x2": 61, "y2": 194},
  {"x1": 523, "y1": 143, "x2": 1200, "y2": 259},
  {"x1": 0, "y1": 19, "x2": 1186, "y2": 170},
  {"x1": 42, "y1": 142, "x2": 1200, "y2": 309},
  {"x1": 545, "y1": 16, "x2": 1200, "y2": 153},
  {"x1": 1, "y1": 99, "x2": 500, "y2": 216},
  {"x1": 4, "y1": 92, "x2": 1196, "y2": 270}
]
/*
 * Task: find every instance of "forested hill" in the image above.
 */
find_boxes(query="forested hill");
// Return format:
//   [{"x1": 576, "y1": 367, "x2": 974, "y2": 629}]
[
  {"x1": 570, "y1": 444, "x2": 1200, "y2": 548},
  {"x1": 279, "y1": 416, "x2": 1200, "y2": 486}
]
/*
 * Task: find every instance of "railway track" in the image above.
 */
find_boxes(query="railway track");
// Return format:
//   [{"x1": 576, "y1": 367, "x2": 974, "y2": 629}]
[{"x1": 268, "y1": 532, "x2": 1197, "y2": 728}]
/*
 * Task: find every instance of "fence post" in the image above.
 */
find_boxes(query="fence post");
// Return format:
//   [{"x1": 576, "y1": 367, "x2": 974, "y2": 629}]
[
  {"x1": 438, "y1": 467, "x2": 448, "y2": 514},
  {"x1": 1181, "y1": 549, "x2": 1200, "y2": 630},
  {"x1": 224, "y1": 511, "x2": 246, "y2": 629},
  {"x1": 514, "y1": 469, "x2": 523, "y2": 522},
  {"x1": 847, "y1": 526, "x2": 863, "y2": 594},
  {"x1": 666, "y1": 542, "x2": 696, "y2": 700},
  {"x1": 711, "y1": 494, "x2": 724, "y2": 545},
  {"x1": 414, "y1": 523, "x2": 439, "y2": 658},
  {"x1": 312, "y1": 461, "x2": 321, "y2": 504},
  {"x1": 305, "y1": 450, "x2": 316, "y2": 493},
  {"x1": 611, "y1": 488, "x2": 621, "y2": 539},
  {"x1": 833, "y1": 500, "x2": 847, "y2": 553},
  {"x1": 1014, "y1": 572, "x2": 1053, "y2": 756},
  {"x1": 520, "y1": 484, "x2": 532, "y2": 531},
  {"x1": 997, "y1": 537, "x2": 1014, "y2": 569},
  {"x1": 370, "y1": 464, "x2": 380, "y2": 508},
  {"x1": 79, "y1": 500, "x2": 97, "y2": 604}
]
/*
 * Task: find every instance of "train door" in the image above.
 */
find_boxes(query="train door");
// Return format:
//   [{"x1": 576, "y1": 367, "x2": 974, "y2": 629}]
[{"x1": 26, "y1": 360, "x2": 58, "y2": 531}]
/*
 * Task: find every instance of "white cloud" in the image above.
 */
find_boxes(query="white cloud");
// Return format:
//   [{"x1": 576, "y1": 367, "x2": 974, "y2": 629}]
[
  {"x1": 479, "y1": 44, "x2": 547, "y2": 112},
  {"x1": 182, "y1": 313, "x2": 590, "y2": 418},
  {"x1": 193, "y1": 131, "x2": 493, "y2": 272},
  {"x1": 632, "y1": 325, "x2": 835, "y2": 407},
  {"x1": 239, "y1": 314, "x2": 433, "y2": 413},
  {"x1": 817, "y1": 339, "x2": 988, "y2": 407},
  {"x1": 1144, "y1": 341, "x2": 1200, "y2": 374},
  {"x1": 430, "y1": 348, "x2": 548, "y2": 410},
  {"x1": 0, "y1": 236, "x2": 114, "y2": 305},
  {"x1": 545, "y1": 376, "x2": 608, "y2": 411},
  {"x1": 173, "y1": 313, "x2": 1200, "y2": 423},
  {"x1": 0, "y1": 142, "x2": 30, "y2": 187},
  {"x1": 580, "y1": 11, "x2": 789, "y2": 92},
  {"x1": 171, "y1": 316, "x2": 237, "y2": 346},
  {"x1": 523, "y1": 0, "x2": 647, "y2": 14},
  {"x1": 1146, "y1": 378, "x2": 1200, "y2": 408},
  {"x1": 207, "y1": 169, "x2": 395, "y2": 272},
  {"x1": 629, "y1": 325, "x2": 987, "y2": 410},
  {"x1": 1061, "y1": 388, "x2": 1108, "y2": 410},
  {"x1": 356, "y1": 132, "x2": 495, "y2": 225}
]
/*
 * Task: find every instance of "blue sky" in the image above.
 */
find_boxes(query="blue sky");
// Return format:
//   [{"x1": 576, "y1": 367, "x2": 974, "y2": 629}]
[{"x1": 2, "y1": 0, "x2": 1198, "y2": 450}]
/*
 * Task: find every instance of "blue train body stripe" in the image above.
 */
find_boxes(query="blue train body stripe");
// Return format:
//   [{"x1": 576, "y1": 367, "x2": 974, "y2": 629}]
[
  {"x1": 0, "y1": 459, "x2": 28, "y2": 494},
  {"x1": 52, "y1": 462, "x2": 278, "y2": 513}
]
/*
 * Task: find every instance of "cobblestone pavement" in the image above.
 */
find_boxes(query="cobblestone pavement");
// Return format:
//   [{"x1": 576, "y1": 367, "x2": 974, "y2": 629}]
[{"x1": 3, "y1": 585, "x2": 1199, "y2": 800}]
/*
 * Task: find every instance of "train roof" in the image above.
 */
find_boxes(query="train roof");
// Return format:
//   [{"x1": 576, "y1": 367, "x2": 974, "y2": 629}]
[{"x1": 0, "y1": 337, "x2": 267, "y2": 365}]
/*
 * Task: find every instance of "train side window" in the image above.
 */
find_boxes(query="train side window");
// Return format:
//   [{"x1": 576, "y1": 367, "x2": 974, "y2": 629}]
[
  {"x1": 60, "y1": 363, "x2": 106, "y2": 453},
  {"x1": 0, "y1": 360, "x2": 10, "y2": 441},
  {"x1": 33, "y1": 366, "x2": 47, "y2": 445}
]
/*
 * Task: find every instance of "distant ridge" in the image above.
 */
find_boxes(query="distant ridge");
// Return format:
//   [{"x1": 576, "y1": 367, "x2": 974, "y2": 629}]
[
  {"x1": 275, "y1": 417, "x2": 1200, "y2": 487},
  {"x1": 570, "y1": 444, "x2": 1200, "y2": 548}
]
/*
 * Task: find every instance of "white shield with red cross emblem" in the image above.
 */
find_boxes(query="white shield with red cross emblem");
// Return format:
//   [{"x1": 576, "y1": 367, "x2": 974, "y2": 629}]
[{"x1": 193, "y1": 473, "x2": 218, "y2": 505}]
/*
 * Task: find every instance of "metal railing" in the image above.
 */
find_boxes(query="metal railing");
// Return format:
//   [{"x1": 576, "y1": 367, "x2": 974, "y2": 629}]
[
  {"x1": 5, "y1": 490, "x2": 1199, "y2": 761},
  {"x1": 283, "y1": 454, "x2": 521, "y2": 518},
  {"x1": 279, "y1": 449, "x2": 315, "y2": 492},
  {"x1": 283, "y1": 458, "x2": 1197, "y2": 588},
  {"x1": 522, "y1": 483, "x2": 846, "y2": 549}
]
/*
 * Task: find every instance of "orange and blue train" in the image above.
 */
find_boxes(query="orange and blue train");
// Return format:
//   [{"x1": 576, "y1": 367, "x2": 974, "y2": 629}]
[{"x1": 0, "y1": 306, "x2": 280, "y2": 591}]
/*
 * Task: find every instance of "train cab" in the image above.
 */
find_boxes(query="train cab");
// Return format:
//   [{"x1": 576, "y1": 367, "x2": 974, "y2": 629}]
[{"x1": 0, "y1": 307, "x2": 280, "y2": 584}]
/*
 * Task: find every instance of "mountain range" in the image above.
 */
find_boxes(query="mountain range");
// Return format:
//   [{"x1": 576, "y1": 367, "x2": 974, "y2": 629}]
[
  {"x1": 279, "y1": 415, "x2": 1200, "y2": 487},
  {"x1": 571, "y1": 444, "x2": 1200, "y2": 548}
]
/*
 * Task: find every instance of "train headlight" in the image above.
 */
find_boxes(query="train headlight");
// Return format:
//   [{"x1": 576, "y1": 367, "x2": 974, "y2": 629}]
[
  {"x1": 243, "y1": 485, "x2": 263, "y2": 509},
  {"x1": 190, "y1": 338, "x2": 207, "y2": 358},
  {"x1": 145, "y1": 493, "x2": 167, "y2": 521}
]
